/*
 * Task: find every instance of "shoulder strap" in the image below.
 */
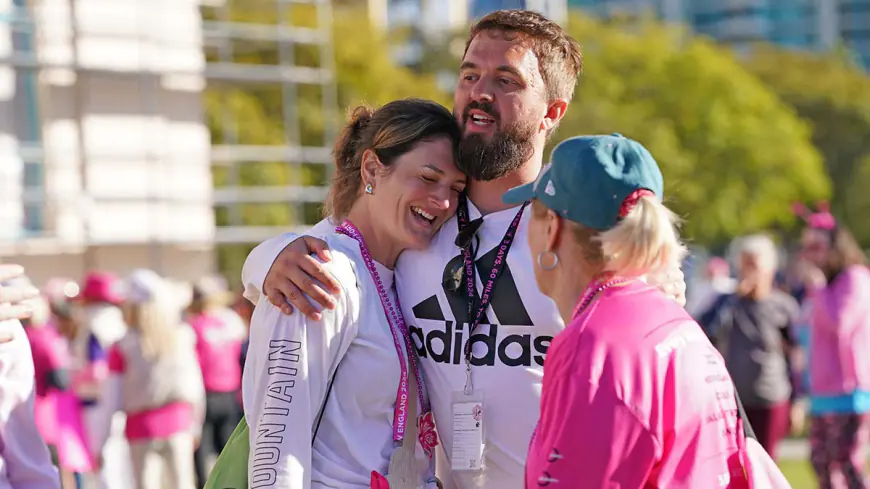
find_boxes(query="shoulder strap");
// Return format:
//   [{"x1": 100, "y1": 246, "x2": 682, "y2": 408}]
[
  {"x1": 692, "y1": 308, "x2": 756, "y2": 443},
  {"x1": 311, "y1": 265, "x2": 356, "y2": 444},
  {"x1": 720, "y1": 296, "x2": 757, "y2": 442},
  {"x1": 711, "y1": 293, "x2": 740, "y2": 349},
  {"x1": 312, "y1": 359, "x2": 342, "y2": 444},
  {"x1": 716, "y1": 293, "x2": 739, "y2": 324},
  {"x1": 734, "y1": 389, "x2": 757, "y2": 441}
]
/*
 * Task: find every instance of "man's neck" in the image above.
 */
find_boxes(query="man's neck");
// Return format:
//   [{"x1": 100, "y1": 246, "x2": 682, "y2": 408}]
[{"x1": 467, "y1": 154, "x2": 544, "y2": 215}]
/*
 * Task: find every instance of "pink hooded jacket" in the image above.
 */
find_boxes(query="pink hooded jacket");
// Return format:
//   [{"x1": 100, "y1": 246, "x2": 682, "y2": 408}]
[
  {"x1": 526, "y1": 281, "x2": 748, "y2": 488},
  {"x1": 808, "y1": 265, "x2": 870, "y2": 397}
]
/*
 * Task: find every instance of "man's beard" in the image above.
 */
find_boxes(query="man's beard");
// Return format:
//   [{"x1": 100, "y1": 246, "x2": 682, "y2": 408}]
[{"x1": 457, "y1": 113, "x2": 536, "y2": 182}]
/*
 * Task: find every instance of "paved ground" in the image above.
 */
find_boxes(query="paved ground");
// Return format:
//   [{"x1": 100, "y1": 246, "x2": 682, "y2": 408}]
[{"x1": 779, "y1": 438, "x2": 811, "y2": 460}]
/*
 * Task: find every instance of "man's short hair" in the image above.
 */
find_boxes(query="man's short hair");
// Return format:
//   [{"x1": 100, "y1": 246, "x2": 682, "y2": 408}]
[{"x1": 465, "y1": 10, "x2": 583, "y2": 103}]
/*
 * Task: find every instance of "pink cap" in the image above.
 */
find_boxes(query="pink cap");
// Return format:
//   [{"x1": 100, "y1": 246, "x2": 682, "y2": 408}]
[{"x1": 78, "y1": 272, "x2": 123, "y2": 305}]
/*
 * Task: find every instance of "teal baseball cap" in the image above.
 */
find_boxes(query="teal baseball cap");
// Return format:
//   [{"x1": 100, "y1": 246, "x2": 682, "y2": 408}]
[{"x1": 502, "y1": 133, "x2": 663, "y2": 230}]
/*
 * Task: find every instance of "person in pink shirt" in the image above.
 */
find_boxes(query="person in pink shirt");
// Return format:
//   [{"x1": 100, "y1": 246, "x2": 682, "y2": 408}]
[
  {"x1": 504, "y1": 134, "x2": 749, "y2": 488},
  {"x1": 67, "y1": 271, "x2": 136, "y2": 489},
  {"x1": 796, "y1": 203, "x2": 870, "y2": 489},
  {"x1": 22, "y1": 288, "x2": 93, "y2": 487},
  {"x1": 185, "y1": 276, "x2": 245, "y2": 488},
  {"x1": 92, "y1": 269, "x2": 205, "y2": 489},
  {"x1": 19, "y1": 286, "x2": 67, "y2": 451}
]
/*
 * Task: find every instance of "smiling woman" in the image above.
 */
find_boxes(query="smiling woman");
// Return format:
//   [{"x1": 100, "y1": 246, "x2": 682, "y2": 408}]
[
  {"x1": 221, "y1": 98, "x2": 465, "y2": 489},
  {"x1": 327, "y1": 100, "x2": 467, "y2": 267}
]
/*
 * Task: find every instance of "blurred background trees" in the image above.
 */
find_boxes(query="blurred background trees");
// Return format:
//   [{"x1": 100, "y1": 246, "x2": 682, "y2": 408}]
[
  {"x1": 208, "y1": 5, "x2": 865, "y2": 277},
  {"x1": 744, "y1": 45, "x2": 870, "y2": 246}
]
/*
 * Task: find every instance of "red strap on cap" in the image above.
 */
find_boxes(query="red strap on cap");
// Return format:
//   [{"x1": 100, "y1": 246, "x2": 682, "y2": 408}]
[{"x1": 618, "y1": 189, "x2": 655, "y2": 219}]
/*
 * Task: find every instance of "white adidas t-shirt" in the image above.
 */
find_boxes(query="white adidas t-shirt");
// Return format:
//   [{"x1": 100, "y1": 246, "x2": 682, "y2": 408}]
[
  {"x1": 243, "y1": 233, "x2": 436, "y2": 489},
  {"x1": 243, "y1": 203, "x2": 563, "y2": 489},
  {"x1": 395, "y1": 201, "x2": 562, "y2": 489}
]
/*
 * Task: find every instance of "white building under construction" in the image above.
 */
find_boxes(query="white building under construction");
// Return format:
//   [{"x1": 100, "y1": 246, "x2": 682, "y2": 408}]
[{"x1": 0, "y1": 0, "x2": 338, "y2": 284}]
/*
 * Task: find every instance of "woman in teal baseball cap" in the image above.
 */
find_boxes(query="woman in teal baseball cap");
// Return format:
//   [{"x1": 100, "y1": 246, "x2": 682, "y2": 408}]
[{"x1": 509, "y1": 134, "x2": 790, "y2": 488}]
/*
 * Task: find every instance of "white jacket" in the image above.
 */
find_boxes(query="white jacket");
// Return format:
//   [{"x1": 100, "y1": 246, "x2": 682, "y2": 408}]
[
  {"x1": 0, "y1": 320, "x2": 60, "y2": 489},
  {"x1": 243, "y1": 233, "x2": 436, "y2": 489}
]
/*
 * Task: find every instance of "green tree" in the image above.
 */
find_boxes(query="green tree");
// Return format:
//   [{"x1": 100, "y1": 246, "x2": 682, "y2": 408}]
[
  {"x1": 555, "y1": 13, "x2": 829, "y2": 247},
  {"x1": 205, "y1": 2, "x2": 448, "y2": 280},
  {"x1": 742, "y1": 45, "x2": 870, "y2": 246}
]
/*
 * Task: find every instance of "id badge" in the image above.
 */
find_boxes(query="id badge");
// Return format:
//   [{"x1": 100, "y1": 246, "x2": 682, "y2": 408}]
[{"x1": 450, "y1": 390, "x2": 485, "y2": 472}]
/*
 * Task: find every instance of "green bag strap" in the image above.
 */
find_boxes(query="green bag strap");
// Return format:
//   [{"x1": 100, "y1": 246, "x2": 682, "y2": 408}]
[
  {"x1": 204, "y1": 363, "x2": 343, "y2": 489},
  {"x1": 203, "y1": 418, "x2": 250, "y2": 489}
]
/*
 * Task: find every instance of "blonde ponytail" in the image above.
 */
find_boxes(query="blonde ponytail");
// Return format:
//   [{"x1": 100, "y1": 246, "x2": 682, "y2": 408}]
[
  {"x1": 595, "y1": 196, "x2": 687, "y2": 277},
  {"x1": 125, "y1": 287, "x2": 179, "y2": 361}
]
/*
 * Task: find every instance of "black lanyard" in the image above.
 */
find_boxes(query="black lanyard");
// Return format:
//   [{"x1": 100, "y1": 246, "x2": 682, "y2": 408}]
[{"x1": 456, "y1": 194, "x2": 529, "y2": 393}]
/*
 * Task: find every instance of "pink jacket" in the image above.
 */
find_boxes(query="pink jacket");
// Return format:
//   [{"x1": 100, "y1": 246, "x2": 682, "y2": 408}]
[
  {"x1": 24, "y1": 324, "x2": 93, "y2": 473},
  {"x1": 24, "y1": 324, "x2": 67, "y2": 445},
  {"x1": 526, "y1": 281, "x2": 748, "y2": 489},
  {"x1": 808, "y1": 265, "x2": 870, "y2": 396}
]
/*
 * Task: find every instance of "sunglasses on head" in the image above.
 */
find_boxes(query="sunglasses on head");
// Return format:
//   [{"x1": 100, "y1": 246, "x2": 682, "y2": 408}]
[{"x1": 442, "y1": 217, "x2": 483, "y2": 295}]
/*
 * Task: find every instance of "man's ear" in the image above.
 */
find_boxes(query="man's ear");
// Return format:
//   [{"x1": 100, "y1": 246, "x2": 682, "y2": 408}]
[{"x1": 540, "y1": 99, "x2": 568, "y2": 133}]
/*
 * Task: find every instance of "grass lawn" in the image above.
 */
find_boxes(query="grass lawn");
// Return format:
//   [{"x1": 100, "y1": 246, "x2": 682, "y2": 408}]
[
  {"x1": 779, "y1": 459, "x2": 870, "y2": 488},
  {"x1": 779, "y1": 460, "x2": 817, "y2": 489}
]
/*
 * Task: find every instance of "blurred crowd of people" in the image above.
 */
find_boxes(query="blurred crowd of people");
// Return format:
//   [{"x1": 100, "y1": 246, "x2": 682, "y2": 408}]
[
  {"x1": 689, "y1": 203, "x2": 870, "y2": 489},
  {"x1": 5, "y1": 206, "x2": 868, "y2": 489},
  {"x1": 14, "y1": 268, "x2": 255, "y2": 489},
  {"x1": 7, "y1": 209, "x2": 869, "y2": 489}
]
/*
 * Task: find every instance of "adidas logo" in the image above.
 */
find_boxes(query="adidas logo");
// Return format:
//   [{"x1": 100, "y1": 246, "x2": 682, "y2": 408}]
[
  {"x1": 409, "y1": 322, "x2": 549, "y2": 367},
  {"x1": 409, "y1": 247, "x2": 552, "y2": 367}
]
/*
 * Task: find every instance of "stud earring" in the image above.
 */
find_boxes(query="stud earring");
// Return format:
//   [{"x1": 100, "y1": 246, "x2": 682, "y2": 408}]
[{"x1": 365, "y1": 183, "x2": 373, "y2": 194}]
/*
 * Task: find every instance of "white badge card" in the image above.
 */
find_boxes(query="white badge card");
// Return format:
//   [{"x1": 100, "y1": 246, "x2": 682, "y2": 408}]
[{"x1": 450, "y1": 390, "x2": 485, "y2": 472}]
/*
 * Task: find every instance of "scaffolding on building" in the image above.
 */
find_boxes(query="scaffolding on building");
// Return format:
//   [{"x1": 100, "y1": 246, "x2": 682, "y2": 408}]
[
  {"x1": 204, "y1": 0, "x2": 339, "y2": 245},
  {"x1": 0, "y1": 0, "x2": 339, "y2": 280}
]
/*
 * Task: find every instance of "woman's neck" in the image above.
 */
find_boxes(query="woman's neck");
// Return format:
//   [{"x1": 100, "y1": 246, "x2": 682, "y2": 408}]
[
  {"x1": 548, "y1": 257, "x2": 602, "y2": 324},
  {"x1": 345, "y1": 205, "x2": 402, "y2": 270}
]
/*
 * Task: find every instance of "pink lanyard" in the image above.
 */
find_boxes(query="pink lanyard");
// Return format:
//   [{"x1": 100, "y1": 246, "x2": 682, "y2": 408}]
[{"x1": 336, "y1": 221, "x2": 428, "y2": 443}]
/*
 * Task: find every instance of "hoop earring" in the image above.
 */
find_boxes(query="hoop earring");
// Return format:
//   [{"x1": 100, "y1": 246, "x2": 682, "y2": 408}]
[
  {"x1": 537, "y1": 250, "x2": 559, "y2": 271},
  {"x1": 365, "y1": 183, "x2": 373, "y2": 195}
]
